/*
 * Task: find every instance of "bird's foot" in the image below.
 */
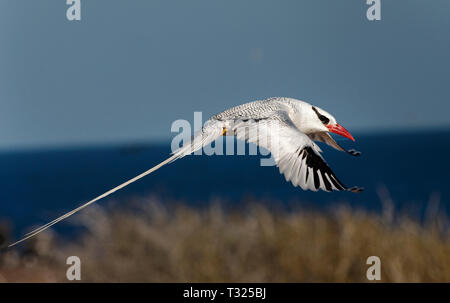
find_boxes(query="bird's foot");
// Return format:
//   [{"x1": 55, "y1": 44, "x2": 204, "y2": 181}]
[
  {"x1": 348, "y1": 186, "x2": 364, "y2": 193},
  {"x1": 347, "y1": 149, "x2": 361, "y2": 157}
]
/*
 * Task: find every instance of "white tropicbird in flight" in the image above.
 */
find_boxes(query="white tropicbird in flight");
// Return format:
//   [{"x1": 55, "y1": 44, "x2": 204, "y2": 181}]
[{"x1": 8, "y1": 97, "x2": 362, "y2": 247}]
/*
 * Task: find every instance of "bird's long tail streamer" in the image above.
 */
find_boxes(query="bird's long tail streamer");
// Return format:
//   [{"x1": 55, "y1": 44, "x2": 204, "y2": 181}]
[{"x1": 7, "y1": 153, "x2": 180, "y2": 248}]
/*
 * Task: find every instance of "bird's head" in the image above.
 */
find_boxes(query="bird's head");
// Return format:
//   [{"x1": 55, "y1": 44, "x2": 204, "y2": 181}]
[{"x1": 300, "y1": 105, "x2": 355, "y2": 141}]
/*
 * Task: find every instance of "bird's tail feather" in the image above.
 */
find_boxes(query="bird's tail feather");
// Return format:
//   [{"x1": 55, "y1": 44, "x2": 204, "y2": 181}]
[
  {"x1": 7, "y1": 153, "x2": 180, "y2": 248},
  {"x1": 7, "y1": 120, "x2": 224, "y2": 248},
  {"x1": 170, "y1": 119, "x2": 224, "y2": 159}
]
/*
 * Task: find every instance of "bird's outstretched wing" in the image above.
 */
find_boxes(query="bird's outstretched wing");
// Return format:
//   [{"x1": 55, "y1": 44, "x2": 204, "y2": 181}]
[{"x1": 232, "y1": 112, "x2": 363, "y2": 192}]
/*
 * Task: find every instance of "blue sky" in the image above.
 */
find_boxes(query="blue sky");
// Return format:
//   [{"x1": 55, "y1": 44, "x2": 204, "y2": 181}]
[{"x1": 0, "y1": 0, "x2": 449, "y2": 149}]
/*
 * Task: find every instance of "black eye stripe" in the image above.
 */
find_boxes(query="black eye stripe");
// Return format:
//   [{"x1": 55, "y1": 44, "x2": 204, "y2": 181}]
[
  {"x1": 319, "y1": 115, "x2": 329, "y2": 124},
  {"x1": 312, "y1": 106, "x2": 330, "y2": 124}
]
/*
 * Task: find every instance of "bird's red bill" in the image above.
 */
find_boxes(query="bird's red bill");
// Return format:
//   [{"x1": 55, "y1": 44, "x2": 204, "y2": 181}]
[{"x1": 327, "y1": 124, "x2": 355, "y2": 141}]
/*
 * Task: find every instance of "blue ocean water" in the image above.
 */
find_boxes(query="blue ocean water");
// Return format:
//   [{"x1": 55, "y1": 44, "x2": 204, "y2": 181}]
[{"x1": 1, "y1": 130, "x2": 449, "y2": 235}]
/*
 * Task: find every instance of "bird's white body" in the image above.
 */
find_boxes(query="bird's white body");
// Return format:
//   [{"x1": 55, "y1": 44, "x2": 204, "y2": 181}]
[
  {"x1": 172, "y1": 97, "x2": 361, "y2": 192},
  {"x1": 7, "y1": 97, "x2": 362, "y2": 248}
]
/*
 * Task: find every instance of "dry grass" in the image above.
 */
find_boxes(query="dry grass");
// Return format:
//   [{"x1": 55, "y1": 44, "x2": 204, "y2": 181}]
[{"x1": 0, "y1": 196, "x2": 449, "y2": 282}]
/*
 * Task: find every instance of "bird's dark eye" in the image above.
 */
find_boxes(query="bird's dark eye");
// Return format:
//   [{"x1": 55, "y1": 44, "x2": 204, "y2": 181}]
[
  {"x1": 312, "y1": 106, "x2": 330, "y2": 125},
  {"x1": 319, "y1": 115, "x2": 329, "y2": 124}
]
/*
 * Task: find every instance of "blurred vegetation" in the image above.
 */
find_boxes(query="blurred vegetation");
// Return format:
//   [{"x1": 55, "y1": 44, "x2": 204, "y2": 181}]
[{"x1": 0, "y1": 194, "x2": 449, "y2": 282}]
